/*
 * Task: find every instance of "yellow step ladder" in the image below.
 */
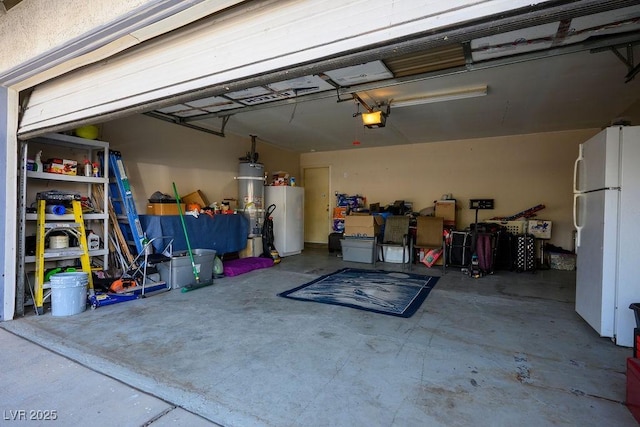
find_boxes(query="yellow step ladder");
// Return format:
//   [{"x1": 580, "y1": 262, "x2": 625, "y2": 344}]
[{"x1": 34, "y1": 199, "x2": 94, "y2": 315}]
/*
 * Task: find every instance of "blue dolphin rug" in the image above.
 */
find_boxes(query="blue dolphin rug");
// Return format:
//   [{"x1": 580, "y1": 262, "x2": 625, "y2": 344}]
[{"x1": 278, "y1": 268, "x2": 439, "y2": 318}]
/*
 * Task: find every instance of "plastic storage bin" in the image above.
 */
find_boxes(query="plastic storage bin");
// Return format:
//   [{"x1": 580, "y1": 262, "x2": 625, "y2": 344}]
[
  {"x1": 548, "y1": 252, "x2": 576, "y2": 270},
  {"x1": 378, "y1": 246, "x2": 410, "y2": 263},
  {"x1": 341, "y1": 238, "x2": 375, "y2": 263},
  {"x1": 157, "y1": 249, "x2": 216, "y2": 289},
  {"x1": 486, "y1": 220, "x2": 527, "y2": 235}
]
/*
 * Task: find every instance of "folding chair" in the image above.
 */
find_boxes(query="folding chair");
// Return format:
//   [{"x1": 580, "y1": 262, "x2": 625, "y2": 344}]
[
  {"x1": 375, "y1": 216, "x2": 411, "y2": 270},
  {"x1": 414, "y1": 216, "x2": 446, "y2": 274}
]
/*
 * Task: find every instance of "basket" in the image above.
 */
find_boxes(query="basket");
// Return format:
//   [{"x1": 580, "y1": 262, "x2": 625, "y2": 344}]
[
  {"x1": 486, "y1": 220, "x2": 527, "y2": 235},
  {"x1": 548, "y1": 252, "x2": 576, "y2": 270}
]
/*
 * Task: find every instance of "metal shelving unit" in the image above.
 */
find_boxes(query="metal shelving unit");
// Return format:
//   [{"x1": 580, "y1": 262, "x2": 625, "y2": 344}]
[{"x1": 16, "y1": 133, "x2": 110, "y2": 316}]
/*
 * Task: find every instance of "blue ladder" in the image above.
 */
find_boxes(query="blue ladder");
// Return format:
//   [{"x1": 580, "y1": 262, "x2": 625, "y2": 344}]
[{"x1": 103, "y1": 151, "x2": 145, "y2": 255}]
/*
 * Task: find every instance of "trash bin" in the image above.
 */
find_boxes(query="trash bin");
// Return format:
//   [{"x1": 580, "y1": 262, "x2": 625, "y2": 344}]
[
  {"x1": 630, "y1": 303, "x2": 640, "y2": 358},
  {"x1": 50, "y1": 272, "x2": 88, "y2": 316}
]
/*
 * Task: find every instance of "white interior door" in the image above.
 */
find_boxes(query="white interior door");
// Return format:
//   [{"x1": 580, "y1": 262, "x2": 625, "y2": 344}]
[{"x1": 303, "y1": 166, "x2": 329, "y2": 244}]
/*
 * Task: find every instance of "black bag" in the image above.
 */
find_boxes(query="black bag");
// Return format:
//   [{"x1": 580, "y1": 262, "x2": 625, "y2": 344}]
[
  {"x1": 447, "y1": 231, "x2": 472, "y2": 267},
  {"x1": 475, "y1": 232, "x2": 495, "y2": 274},
  {"x1": 494, "y1": 231, "x2": 515, "y2": 271},
  {"x1": 328, "y1": 232, "x2": 343, "y2": 253}
]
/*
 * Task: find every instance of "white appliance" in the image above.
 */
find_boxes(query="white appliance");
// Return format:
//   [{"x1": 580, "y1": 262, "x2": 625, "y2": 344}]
[
  {"x1": 264, "y1": 186, "x2": 304, "y2": 257},
  {"x1": 573, "y1": 125, "x2": 640, "y2": 347}
]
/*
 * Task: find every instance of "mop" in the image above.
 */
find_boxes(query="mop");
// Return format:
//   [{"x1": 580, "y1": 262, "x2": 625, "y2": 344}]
[{"x1": 172, "y1": 182, "x2": 214, "y2": 292}]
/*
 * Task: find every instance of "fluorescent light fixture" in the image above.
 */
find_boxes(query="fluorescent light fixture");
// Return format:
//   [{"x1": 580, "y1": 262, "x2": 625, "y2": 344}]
[
  {"x1": 391, "y1": 85, "x2": 488, "y2": 108},
  {"x1": 361, "y1": 110, "x2": 386, "y2": 128}
]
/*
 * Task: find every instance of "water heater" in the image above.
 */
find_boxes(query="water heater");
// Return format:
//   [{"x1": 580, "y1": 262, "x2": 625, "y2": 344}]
[{"x1": 237, "y1": 161, "x2": 265, "y2": 236}]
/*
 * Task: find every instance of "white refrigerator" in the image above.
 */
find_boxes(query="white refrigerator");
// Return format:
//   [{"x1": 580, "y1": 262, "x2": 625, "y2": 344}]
[
  {"x1": 573, "y1": 125, "x2": 640, "y2": 347},
  {"x1": 264, "y1": 186, "x2": 304, "y2": 257}
]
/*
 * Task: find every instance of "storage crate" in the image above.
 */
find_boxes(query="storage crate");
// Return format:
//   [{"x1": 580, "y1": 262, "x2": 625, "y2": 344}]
[
  {"x1": 527, "y1": 220, "x2": 552, "y2": 239},
  {"x1": 486, "y1": 220, "x2": 527, "y2": 235},
  {"x1": 548, "y1": 252, "x2": 576, "y2": 270},
  {"x1": 378, "y1": 246, "x2": 410, "y2": 263},
  {"x1": 157, "y1": 249, "x2": 216, "y2": 288},
  {"x1": 341, "y1": 238, "x2": 375, "y2": 263}
]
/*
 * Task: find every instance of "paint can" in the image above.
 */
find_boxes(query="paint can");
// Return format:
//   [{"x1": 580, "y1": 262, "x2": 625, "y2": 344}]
[{"x1": 49, "y1": 235, "x2": 69, "y2": 249}]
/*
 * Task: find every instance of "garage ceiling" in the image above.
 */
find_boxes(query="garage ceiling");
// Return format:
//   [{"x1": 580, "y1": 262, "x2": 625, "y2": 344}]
[{"x1": 146, "y1": 4, "x2": 640, "y2": 152}]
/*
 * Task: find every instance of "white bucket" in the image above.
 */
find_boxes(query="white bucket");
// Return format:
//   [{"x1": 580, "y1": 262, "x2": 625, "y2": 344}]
[{"x1": 50, "y1": 272, "x2": 88, "y2": 316}]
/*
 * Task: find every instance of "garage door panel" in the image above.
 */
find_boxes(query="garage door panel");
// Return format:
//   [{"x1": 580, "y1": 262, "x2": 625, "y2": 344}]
[{"x1": 19, "y1": 0, "x2": 552, "y2": 135}]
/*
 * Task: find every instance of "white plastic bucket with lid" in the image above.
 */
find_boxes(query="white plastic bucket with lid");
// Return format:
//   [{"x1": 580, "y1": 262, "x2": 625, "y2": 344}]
[
  {"x1": 49, "y1": 235, "x2": 69, "y2": 249},
  {"x1": 50, "y1": 272, "x2": 88, "y2": 316}
]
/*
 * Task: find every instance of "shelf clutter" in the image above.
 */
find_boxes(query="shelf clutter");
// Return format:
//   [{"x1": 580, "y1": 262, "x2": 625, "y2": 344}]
[
  {"x1": 33, "y1": 196, "x2": 95, "y2": 315},
  {"x1": 18, "y1": 133, "x2": 111, "y2": 317},
  {"x1": 328, "y1": 194, "x2": 569, "y2": 278}
]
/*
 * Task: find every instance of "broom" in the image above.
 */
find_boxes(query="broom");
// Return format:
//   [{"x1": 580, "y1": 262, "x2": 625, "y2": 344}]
[{"x1": 172, "y1": 182, "x2": 214, "y2": 292}]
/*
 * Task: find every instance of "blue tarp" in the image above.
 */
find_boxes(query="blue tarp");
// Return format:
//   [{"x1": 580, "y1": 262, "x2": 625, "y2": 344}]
[{"x1": 140, "y1": 214, "x2": 249, "y2": 255}]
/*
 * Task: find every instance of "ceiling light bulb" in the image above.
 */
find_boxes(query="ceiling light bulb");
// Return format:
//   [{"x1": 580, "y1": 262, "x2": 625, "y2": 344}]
[{"x1": 361, "y1": 111, "x2": 384, "y2": 127}]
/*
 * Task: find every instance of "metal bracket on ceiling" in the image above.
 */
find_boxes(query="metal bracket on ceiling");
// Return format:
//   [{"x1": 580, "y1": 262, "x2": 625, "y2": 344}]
[
  {"x1": 335, "y1": 86, "x2": 354, "y2": 104},
  {"x1": 462, "y1": 41, "x2": 473, "y2": 66},
  {"x1": 592, "y1": 41, "x2": 640, "y2": 83},
  {"x1": 352, "y1": 93, "x2": 374, "y2": 113},
  {"x1": 144, "y1": 111, "x2": 230, "y2": 137},
  {"x1": 350, "y1": 93, "x2": 390, "y2": 119}
]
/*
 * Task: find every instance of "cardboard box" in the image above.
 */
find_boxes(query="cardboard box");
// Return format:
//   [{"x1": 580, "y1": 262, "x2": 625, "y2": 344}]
[
  {"x1": 271, "y1": 171, "x2": 289, "y2": 186},
  {"x1": 344, "y1": 214, "x2": 383, "y2": 237},
  {"x1": 418, "y1": 248, "x2": 444, "y2": 266},
  {"x1": 239, "y1": 236, "x2": 263, "y2": 258},
  {"x1": 435, "y1": 200, "x2": 456, "y2": 227},
  {"x1": 46, "y1": 158, "x2": 77, "y2": 175},
  {"x1": 528, "y1": 220, "x2": 552, "y2": 239},
  {"x1": 181, "y1": 190, "x2": 209, "y2": 208},
  {"x1": 333, "y1": 207, "x2": 347, "y2": 219},
  {"x1": 146, "y1": 203, "x2": 185, "y2": 215}
]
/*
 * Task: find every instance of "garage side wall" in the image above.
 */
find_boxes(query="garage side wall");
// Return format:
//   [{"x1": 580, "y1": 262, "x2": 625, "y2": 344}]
[
  {"x1": 301, "y1": 128, "x2": 599, "y2": 251},
  {"x1": 101, "y1": 114, "x2": 299, "y2": 211}
]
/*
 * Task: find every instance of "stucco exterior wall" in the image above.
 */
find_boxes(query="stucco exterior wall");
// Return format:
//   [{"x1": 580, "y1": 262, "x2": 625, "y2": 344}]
[{"x1": 0, "y1": 0, "x2": 152, "y2": 74}]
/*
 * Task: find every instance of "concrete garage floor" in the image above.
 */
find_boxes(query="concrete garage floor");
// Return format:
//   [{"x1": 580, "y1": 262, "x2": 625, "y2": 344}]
[{"x1": 1, "y1": 245, "x2": 638, "y2": 427}]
